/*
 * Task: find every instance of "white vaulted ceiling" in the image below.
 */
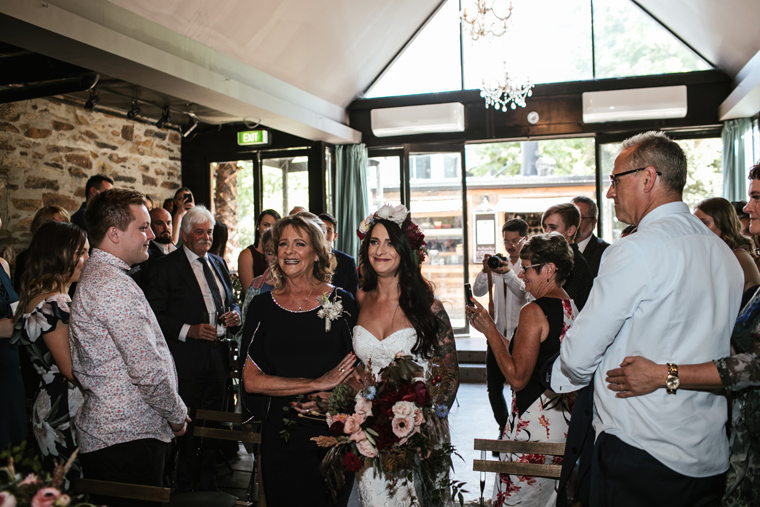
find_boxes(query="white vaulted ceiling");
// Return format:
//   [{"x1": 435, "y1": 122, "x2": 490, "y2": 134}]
[{"x1": 0, "y1": 0, "x2": 759, "y2": 141}]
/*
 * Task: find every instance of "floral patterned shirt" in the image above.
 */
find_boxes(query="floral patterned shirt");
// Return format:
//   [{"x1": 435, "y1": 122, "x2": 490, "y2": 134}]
[{"x1": 70, "y1": 249, "x2": 187, "y2": 453}]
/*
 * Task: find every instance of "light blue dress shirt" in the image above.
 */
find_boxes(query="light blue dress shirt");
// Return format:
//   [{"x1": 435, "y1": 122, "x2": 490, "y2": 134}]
[{"x1": 551, "y1": 201, "x2": 743, "y2": 477}]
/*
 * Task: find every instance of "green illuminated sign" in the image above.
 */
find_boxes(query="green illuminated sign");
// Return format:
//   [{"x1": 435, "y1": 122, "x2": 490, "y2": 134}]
[{"x1": 237, "y1": 130, "x2": 269, "y2": 145}]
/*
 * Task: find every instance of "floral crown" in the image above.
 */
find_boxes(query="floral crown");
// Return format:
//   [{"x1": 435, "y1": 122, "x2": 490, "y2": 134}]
[{"x1": 356, "y1": 203, "x2": 427, "y2": 265}]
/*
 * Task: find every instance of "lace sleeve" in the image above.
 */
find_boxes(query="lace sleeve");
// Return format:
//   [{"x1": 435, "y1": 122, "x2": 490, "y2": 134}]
[
  {"x1": 715, "y1": 329, "x2": 760, "y2": 391},
  {"x1": 432, "y1": 299, "x2": 459, "y2": 409}
]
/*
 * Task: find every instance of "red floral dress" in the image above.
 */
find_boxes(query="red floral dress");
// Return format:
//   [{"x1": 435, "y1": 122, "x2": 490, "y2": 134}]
[{"x1": 494, "y1": 298, "x2": 576, "y2": 507}]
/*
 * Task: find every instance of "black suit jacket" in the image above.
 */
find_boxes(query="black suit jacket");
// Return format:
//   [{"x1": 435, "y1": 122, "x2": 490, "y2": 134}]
[
  {"x1": 564, "y1": 245, "x2": 593, "y2": 311},
  {"x1": 131, "y1": 241, "x2": 171, "y2": 289},
  {"x1": 580, "y1": 234, "x2": 610, "y2": 278},
  {"x1": 541, "y1": 354, "x2": 594, "y2": 507},
  {"x1": 145, "y1": 248, "x2": 240, "y2": 379},
  {"x1": 331, "y1": 248, "x2": 358, "y2": 298}
]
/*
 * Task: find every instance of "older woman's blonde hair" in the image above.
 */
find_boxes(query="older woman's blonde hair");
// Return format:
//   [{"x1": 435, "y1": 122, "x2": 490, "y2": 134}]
[{"x1": 269, "y1": 213, "x2": 336, "y2": 289}]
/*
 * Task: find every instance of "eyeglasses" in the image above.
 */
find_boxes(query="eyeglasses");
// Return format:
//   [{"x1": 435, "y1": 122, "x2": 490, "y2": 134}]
[
  {"x1": 580, "y1": 216, "x2": 596, "y2": 221},
  {"x1": 608, "y1": 167, "x2": 662, "y2": 187},
  {"x1": 520, "y1": 263, "x2": 544, "y2": 274},
  {"x1": 503, "y1": 238, "x2": 525, "y2": 246}
]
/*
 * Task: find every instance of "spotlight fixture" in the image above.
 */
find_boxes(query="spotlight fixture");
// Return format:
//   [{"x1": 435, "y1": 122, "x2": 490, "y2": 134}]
[
  {"x1": 85, "y1": 90, "x2": 99, "y2": 110},
  {"x1": 183, "y1": 117, "x2": 198, "y2": 138},
  {"x1": 126, "y1": 100, "x2": 141, "y2": 120},
  {"x1": 156, "y1": 108, "x2": 170, "y2": 129}
]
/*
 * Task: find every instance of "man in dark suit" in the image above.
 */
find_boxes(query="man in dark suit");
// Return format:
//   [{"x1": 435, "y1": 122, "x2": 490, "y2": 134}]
[
  {"x1": 572, "y1": 196, "x2": 610, "y2": 278},
  {"x1": 318, "y1": 213, "x2": 359, "y2": 298},
  {"x1": 131, "y1": 207, "x2": 176, "y2": 288},
  {"x1": 146, "y1": 205, "x2": 240, "y2": 492},
  {"x1": 71, "y1": 175, "x2": 113, "y2": 234},
  {"x1": 542, "y1": 203, "x2": 593, "y2": 310}
]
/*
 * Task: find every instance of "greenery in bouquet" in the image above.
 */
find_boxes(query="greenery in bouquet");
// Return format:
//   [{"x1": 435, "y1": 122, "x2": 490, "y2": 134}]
[
  {"x1": 1, "y1": 441, "x2": 96, "y2": 507},
  {"x1": 312, "y1": 354, "x2": 465, "y2": 506}
]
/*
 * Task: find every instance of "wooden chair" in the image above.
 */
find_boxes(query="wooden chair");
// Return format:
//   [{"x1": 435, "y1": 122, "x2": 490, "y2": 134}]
[
  {"x1": 72, "y1": 477, "x2": 171, "y2": 504},
  {"x1": 473, "y1": 438, "x2": 565, "y2": 479},
  {"x1": 179, "y1": 408, "x2": 263, "y2": 506}
]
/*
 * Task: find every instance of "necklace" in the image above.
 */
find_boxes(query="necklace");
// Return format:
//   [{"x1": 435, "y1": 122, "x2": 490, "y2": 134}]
[{"x1": 289, "y1": 284, "x2": 315, "y2": 311}]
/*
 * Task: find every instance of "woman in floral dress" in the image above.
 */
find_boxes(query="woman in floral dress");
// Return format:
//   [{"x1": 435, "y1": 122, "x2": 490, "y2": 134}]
[
  {"x1": 468, "y1": 233, "x2": 577, "y2": 507},
  {"x1": 12, "y1": 221, "x2": 89, "y2": 486}
]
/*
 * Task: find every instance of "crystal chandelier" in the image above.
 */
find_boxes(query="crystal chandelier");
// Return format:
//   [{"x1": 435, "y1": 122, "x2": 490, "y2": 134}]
[
  {"x1": 481, "y1": 71, "x2": 534, "y2": 111},
  {"x1": 461, "y1": 0, "x2": 514, "y2": 41}
]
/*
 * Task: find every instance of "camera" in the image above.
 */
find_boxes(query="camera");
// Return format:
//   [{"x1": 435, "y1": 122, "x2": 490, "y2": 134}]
[{"x1": 487, "y1": 253, "x2": 507, "y2": 270}]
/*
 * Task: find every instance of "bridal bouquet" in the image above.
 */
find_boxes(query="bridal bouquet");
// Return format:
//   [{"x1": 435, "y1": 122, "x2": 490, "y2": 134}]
[{"x1": 312, "y1": 353, "x2": 464, "y2": 505}]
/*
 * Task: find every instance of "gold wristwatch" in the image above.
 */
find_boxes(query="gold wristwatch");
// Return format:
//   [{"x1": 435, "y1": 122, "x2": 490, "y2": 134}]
[{"x1": 665, "y1": 363, "x2": 680, "y2": 394}]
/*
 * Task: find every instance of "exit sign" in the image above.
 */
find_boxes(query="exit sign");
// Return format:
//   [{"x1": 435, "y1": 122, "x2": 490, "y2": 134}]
[{"x1": 237, "y1": 130, "x2": 269, "y2": 145}]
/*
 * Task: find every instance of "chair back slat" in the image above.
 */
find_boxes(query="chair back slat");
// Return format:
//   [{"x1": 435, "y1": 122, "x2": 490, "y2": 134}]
[
  {"x1": 472, "y1": 460, "x2": 562, "y2": 478},
  {"x1": 474, "y1": 438, "x2": 565, "y2": 456},
  {"x1": 72, "y1": 478, "x2": 171, "y2": 503}
]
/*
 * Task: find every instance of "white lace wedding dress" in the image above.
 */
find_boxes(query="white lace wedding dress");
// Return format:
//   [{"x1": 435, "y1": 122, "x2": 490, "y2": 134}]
[{"x1": 353, "y1": 325, "x2": 436, "y2": 507}]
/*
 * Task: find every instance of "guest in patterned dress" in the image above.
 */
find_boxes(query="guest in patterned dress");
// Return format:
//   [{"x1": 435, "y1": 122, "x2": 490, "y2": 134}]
[
  {"x1": 12, "y1": 221, "x2": 88, "y2": 486},
  {"x1": 467, "y1": 232, "x2": 577, "y2": 507},
  {"x1": 69, "y1": 189, "x2": 188, "y2": 507}
]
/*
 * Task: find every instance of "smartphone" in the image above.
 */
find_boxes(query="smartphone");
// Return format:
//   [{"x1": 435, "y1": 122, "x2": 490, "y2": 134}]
[
  {"x1": 464, "y1": 283, "x2": 474, "y2": 307},
  {"x1": 184, "y1": 194, "x2": 192, "y2": 203}
]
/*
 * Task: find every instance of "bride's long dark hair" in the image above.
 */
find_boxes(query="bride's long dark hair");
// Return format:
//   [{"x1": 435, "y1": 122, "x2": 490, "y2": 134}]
[{"x1": 359, "y1": 218, "x2": 439, "y2": 358}]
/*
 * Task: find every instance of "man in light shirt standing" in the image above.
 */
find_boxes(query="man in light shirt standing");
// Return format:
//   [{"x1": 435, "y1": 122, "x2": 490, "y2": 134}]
[
  {"x1": 549, "y1": 131, "x2": 742, "y2": 506},
  {"x1": 70, "y1": 189, "x2": 187, "y2": 507},
  {"x1": 473, "y1": 218, "x2": 531, "y2": 436}
]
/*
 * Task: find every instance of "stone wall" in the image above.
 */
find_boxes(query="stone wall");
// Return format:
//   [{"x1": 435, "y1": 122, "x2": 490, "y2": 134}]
[{"x1": 0, "y1": 98, "x2": 182, "y2": 256}]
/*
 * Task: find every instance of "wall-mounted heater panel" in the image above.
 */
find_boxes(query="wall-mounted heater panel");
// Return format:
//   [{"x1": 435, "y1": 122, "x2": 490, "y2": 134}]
[
  {"x1": 582, "y1": 85, "x2": 687, "y2": 123},
  {"x1": 371, "y1": 102, "x2": 465, "y2": 137}
]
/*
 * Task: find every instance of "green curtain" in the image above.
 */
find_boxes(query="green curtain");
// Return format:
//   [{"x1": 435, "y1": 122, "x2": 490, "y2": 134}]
[
  {"x1": 722, "y1": 118, "x2": 752, "y2": 201},
  {"x1": 335, "y1": 144, "x2": 369, "y2": 259}
]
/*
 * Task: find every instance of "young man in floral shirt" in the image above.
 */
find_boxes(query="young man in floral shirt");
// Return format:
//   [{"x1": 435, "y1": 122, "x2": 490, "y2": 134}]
[{"x1": 70, "y1": 188, "x2": 188, "y2": 506}]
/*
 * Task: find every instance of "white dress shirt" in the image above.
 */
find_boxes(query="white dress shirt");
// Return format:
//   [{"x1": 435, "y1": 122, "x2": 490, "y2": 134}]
[
  {"x1": 179, "y1": 245, "x2": 226, "y2": 341},
  {"x1": 551, "y1": 201, "x2": 743, "y2": 477},
  {"x1": 576, "y1": 233, "x2": 592, "y2": 254},
  {"x1": 472, "y1": 258, "x2": 531, "y2": 339}
]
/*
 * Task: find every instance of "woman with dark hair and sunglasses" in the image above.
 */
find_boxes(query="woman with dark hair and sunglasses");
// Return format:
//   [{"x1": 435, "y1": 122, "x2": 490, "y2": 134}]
[
  {"x1": 12, "y1": 221, "x2": 89, "y2": 486},
  {"x1": 468, "y1": 232, "x2": 577, "y2": 507},
  {"x1": 238, "y1": 208, "x2": 281, "y2": 296}
]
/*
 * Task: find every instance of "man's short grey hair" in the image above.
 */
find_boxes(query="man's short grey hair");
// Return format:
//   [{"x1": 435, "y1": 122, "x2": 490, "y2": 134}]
[
  {"x1": 181, "y1": 205, "x2": 215, "y2": 235},
  {"x1": 571, "y1": 196, "x2": 598, "y2": 219},
  {"x1": 620, "y1": 131, "x2": 687, "y2": 194}
]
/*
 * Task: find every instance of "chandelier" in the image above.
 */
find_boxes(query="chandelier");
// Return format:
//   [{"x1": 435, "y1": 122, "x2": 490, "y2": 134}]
[
  {"x1": 481, "y1": 71, "x2": 533, "y2": 111},
  {"x1": 461, "y1": 1, "x2": 533, "y2": 111},
  {"x1": 461, "y1": 0, "x2": 514, "y2": 41}
]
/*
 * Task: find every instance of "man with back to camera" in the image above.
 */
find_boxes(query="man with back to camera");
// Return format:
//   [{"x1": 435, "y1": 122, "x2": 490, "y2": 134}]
[
  {"x1": 549, "y1": 131, "x2": 743, "y2": 506},
  {"x1": 146, "y1": 205, "x2": 241, "y2": 492},
  {"x1": 69, "y1": 189, "x2": 187, "y2": 507},
  {"x1": 542, "y1": 202, "x2": 593, "y2": 310},
  {"x1": 71, "y1": 174, "x2": 114, "y2": 233},
  {"x1": 318, "y1": 213, "x2": 359, "y2": 298},
  {"x1": 571, "y1": 195, "x2": 610, "y2": 278},
  {"x1": 472, "y1": 218, "x2": 531, "y2": 438}
]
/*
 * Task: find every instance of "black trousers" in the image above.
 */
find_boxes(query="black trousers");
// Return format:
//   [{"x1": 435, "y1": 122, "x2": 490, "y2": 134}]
[
  {"x1": 176, "y1": 343, "x2": 228, "y2": 492},
  {"x1": 79, "y1": 438, "x2": 169, "y2": 507},
  {"x1": 589, "y1": 432, "x2": 725, "y2": 507},
  {"x1": 486, "y1": 343, "x2": 508, "y2": 430}
]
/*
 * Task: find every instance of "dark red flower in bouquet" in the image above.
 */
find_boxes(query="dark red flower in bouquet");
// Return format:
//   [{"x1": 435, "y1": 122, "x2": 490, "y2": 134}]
[
  {"x1": 342, "y1": 452, "x2": 362, "y2": 473},
  {"x1": 412, "y1": 380, "x2": 430, "y2": 406},
  {"x1": 373, "y1": 419, "x2": 401, "y2": 451},
  {"x1": 329, "y1": 420, "x2": 345, "y2": 436},
  {"x1": 375, "y1": 385, "x2": 399, "y2": 417}
]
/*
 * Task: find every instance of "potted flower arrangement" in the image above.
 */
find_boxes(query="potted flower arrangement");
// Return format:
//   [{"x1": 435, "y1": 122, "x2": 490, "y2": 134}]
[{"x1": 312, "y1": 353, "x2": 465, "y2": 506}]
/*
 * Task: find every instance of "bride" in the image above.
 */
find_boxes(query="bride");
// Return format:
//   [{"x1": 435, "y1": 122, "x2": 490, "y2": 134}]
[{"x1": 353, "y1": 204, "x2": 460, "y2": 506}]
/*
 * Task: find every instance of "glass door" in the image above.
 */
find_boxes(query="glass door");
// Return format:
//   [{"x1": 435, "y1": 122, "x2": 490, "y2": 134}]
[{"x1": 407, "y1": 145, "x2": 467, "y2": 331}]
